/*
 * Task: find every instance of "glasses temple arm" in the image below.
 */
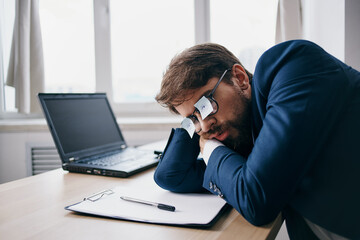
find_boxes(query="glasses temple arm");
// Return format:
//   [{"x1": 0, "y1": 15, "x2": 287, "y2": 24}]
[{"x1": 209, "y1": 68, "x2": 231, "y2": 96}]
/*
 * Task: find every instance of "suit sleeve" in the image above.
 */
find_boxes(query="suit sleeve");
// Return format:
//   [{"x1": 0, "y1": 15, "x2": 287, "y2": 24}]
[
  {"x1": 154, "y1": 128, "x2": 207, "y2": 193},
  {"x1": 202, "y1": 41, "x2": 350, "y2": 226}
]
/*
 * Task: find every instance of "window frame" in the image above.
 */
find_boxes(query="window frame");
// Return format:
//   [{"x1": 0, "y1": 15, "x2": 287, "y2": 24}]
[
  {"x1": 0, "y1": 0, "x2": 210, "y2": 118},
  {"x1": 94, "y1": 0, "x2": 210, "y2": 117},
  {"x1": 0, "y1": 35, "x2": 4, "y2": 114},
  {"x1": 0, "y1": 0, "x2": 14, "y2": 118}
]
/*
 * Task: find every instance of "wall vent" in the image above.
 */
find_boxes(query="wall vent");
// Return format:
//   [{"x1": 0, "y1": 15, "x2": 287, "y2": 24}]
[{"x1": 31, "y1": 146, "x2": 61, "y2": 175}]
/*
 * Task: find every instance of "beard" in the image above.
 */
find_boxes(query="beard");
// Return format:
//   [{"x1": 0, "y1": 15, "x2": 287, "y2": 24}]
[
  {"x1": 223, "y1": 101, "x2": 253, "y2": 157},
  {"x1": 204, "y1": 91, "x2": 253, "y2": 157}
]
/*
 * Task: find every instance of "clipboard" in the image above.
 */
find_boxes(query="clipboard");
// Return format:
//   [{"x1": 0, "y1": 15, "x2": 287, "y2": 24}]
[{"x1": 65, "y1": 174, "x2": 229, "y2": 227}]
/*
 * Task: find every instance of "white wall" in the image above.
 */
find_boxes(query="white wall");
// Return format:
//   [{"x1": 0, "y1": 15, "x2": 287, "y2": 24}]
[
  {"x1": 0, "y1": 131, "x2": 53, "y2": 183},
  {"x1": 0, "y1": 122, "x2": 175, "y2": 184}
]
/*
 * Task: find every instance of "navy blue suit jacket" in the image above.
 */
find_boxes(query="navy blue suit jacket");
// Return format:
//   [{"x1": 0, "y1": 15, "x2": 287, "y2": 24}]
[{"x1": 154, "y1": 40, "x2": 360, "y2": 239}]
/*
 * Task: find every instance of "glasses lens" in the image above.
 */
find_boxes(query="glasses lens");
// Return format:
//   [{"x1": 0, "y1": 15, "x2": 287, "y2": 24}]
[
  {"x1": 207, "y1": 97, "x2": 218, "y2": 115},
  {"x1": 189, "y1": 116, "x2": 201, "y2": 133}
]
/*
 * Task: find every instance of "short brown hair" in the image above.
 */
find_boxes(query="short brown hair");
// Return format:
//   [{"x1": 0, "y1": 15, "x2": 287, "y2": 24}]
[{"x1": 155, "y1": 43, "x2": 252, "y2": 114}]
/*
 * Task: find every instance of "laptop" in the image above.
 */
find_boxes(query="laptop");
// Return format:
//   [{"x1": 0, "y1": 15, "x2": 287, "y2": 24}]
[{"x1": 38, "y1": 93, "x2": 159, "y2": 177}]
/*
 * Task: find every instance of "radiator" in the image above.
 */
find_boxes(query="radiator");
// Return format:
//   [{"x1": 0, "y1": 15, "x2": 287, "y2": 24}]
[{"x1": 30, "y1": 146, "x2": 62, "y2": 175}]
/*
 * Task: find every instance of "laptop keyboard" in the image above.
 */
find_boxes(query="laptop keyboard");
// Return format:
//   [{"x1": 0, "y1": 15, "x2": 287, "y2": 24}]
[{"x1": 84, "y1": 149, "x2": 155, "y2": 168}]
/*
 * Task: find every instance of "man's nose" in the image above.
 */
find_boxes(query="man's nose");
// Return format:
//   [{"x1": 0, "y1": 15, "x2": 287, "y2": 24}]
[{"x1": 198, "y1": 116, "x2": 216, "y2": 133}]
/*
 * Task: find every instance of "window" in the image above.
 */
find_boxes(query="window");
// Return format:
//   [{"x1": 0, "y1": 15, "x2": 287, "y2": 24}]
[
  {"x1": 39, "y1": 0, "x2": 96, "y2": 93},
  {"x1": 110, "y1": 0, "x2": 194, "y2": 103},
  {"x1": 0, "y1": 0, "x2": 277, "y2": 117},
  {"x1": 0, "y1": 0, "x2": 15, "y2": 111},
  {"x1": 211, "y1": 0, "x2": 277, "y2": 73}
]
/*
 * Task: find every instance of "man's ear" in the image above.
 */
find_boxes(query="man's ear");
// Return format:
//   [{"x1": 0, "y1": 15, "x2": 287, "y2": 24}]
[{"x1": 232, "y1": 64, "x2": 250, "y2": 90}]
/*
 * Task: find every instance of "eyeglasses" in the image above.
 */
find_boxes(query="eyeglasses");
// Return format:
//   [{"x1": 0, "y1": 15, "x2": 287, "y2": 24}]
[{"x1": 181, "y1": 68, "x2": 231, "y2": 138}]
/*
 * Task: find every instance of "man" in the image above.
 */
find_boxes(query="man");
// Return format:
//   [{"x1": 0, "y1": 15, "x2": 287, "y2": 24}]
[{"x1": 154, "y1": 40, "x2": 360, "y2": 239}]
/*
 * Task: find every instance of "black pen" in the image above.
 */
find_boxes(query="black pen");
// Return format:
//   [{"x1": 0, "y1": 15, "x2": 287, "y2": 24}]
[
  {"x1": 120, "y1": 196, "x2": 176, "y2": 212},
  {"x1": 154, "y1": 150, "x2": 162, "y2": 159}
]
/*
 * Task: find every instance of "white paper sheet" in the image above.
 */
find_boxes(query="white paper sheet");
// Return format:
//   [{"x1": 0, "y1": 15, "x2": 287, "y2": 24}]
[{"x1": 66, "y1": 180, "x2": 228, "y2": 226}]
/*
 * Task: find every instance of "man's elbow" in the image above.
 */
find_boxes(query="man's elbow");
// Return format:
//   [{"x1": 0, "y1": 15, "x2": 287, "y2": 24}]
[
  {"x1": 246, "y1": 215, "x2": 277, "y2": 226},
  {"x1": 154, "y1": 168, "x2": 206, "y2": 193},
  {"x1": 238, "y1": 204, "x2": 280, "y2": 226},
  {"x1": 153, "y1": 169, "x2": 181, "y2": 192}
]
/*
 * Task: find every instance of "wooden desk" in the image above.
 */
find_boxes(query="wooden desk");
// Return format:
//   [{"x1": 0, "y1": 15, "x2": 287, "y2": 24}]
[{"x1": 0, "y1": 168, "x2": 282, "y2": 240}]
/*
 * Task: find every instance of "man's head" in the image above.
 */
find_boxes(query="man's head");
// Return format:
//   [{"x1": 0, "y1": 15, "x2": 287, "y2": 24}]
[
  {"x1": 156, "y1": 43, "x2": 253, "y2": 156},
  {"x1": 156, "y1": 43, "x2": 252, "y2": 113}
]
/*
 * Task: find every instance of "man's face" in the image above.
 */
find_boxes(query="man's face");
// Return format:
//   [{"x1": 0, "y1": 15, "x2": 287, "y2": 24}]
[{"x1": 175, "y1": 66, "x2": 253, "y2": 156}]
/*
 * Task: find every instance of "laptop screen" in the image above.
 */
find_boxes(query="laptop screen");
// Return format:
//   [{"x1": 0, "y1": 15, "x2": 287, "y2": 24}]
[{"x1": 39, "y1": 94, "x2": 126, "y2": 159}]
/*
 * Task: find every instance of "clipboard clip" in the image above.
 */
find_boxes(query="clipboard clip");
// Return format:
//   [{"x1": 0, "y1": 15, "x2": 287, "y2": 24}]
[{"x1": 83, "y1": 189, "x2": 114, "y2": 202}]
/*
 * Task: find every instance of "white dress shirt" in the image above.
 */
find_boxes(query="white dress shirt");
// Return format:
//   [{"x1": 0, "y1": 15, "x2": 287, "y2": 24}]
[{"x1": 202, "y1": 139, "x2": 224, "y2": 165}]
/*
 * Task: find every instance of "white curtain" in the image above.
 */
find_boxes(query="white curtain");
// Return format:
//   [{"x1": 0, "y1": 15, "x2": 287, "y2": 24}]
[
  {"x1": 6, "y1": 0, "x2": 44, "y2": 114},
  {"x1": 275, "y1": 0, "x2": 303, "y2": 44}
]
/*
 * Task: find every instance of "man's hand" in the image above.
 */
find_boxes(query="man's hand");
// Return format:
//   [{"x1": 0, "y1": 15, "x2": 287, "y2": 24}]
[
  {"x1": 199, "y1": 136, "x2": 208, "y2": 154},
  {"x1": 199, "y1": 137, "x2": 225, "y2": 164}
]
